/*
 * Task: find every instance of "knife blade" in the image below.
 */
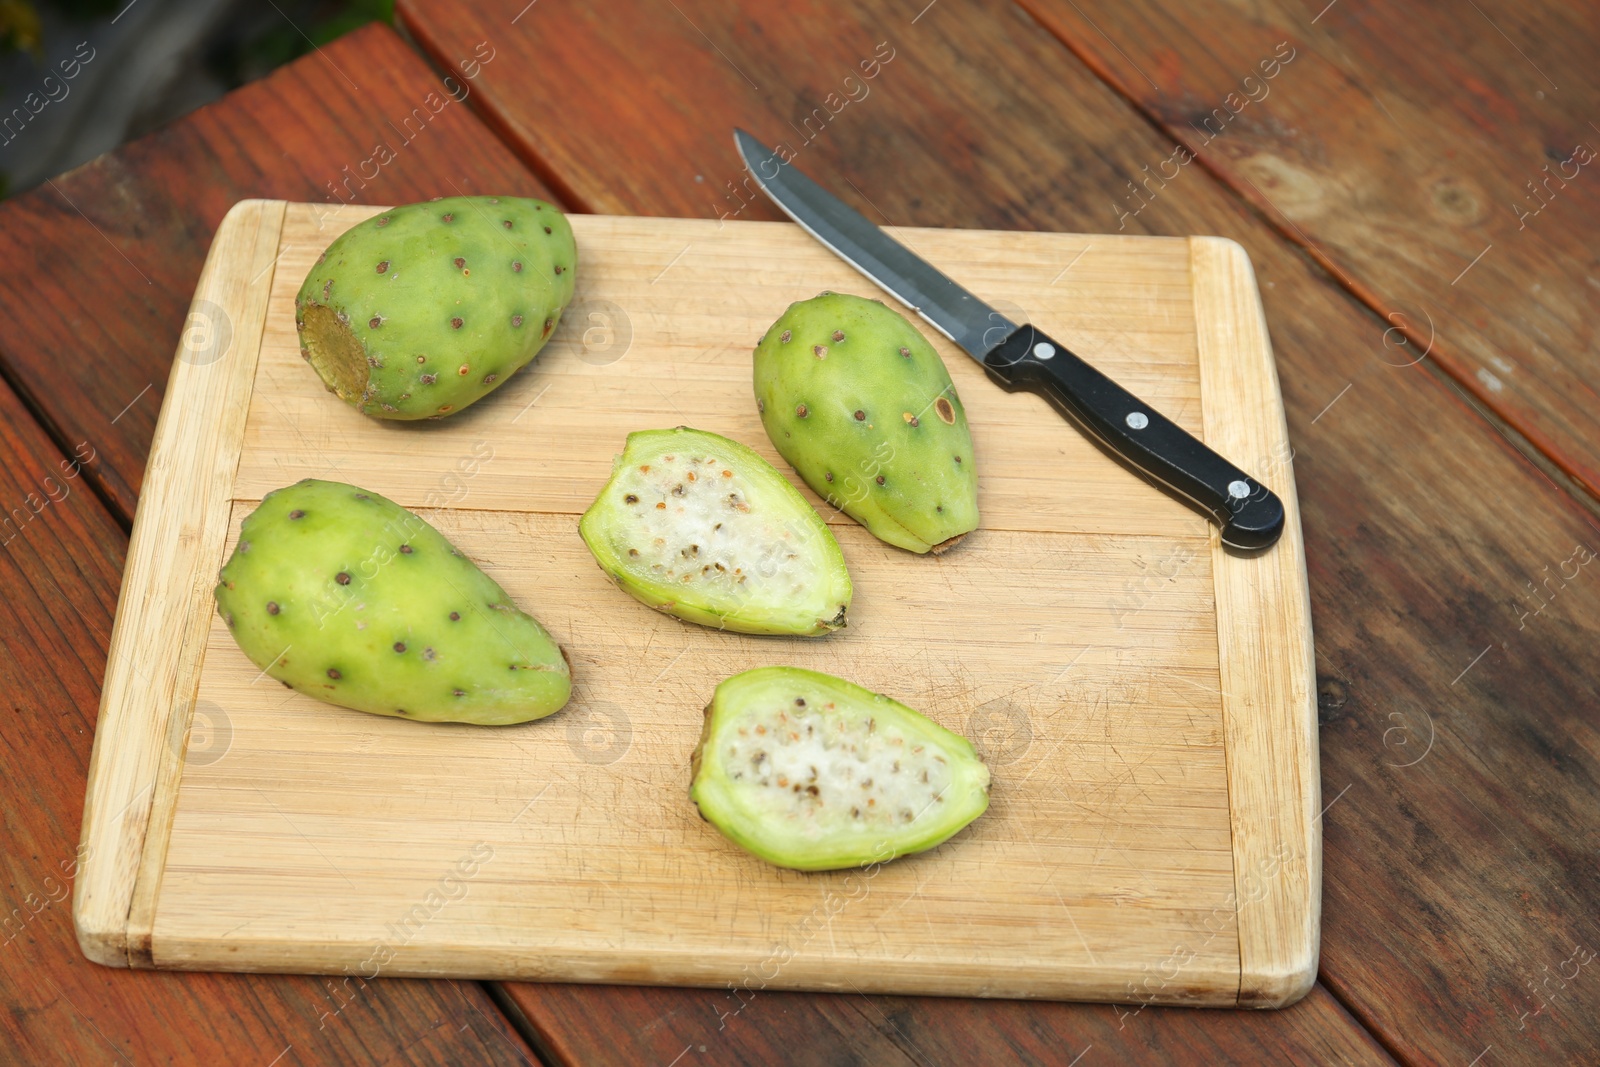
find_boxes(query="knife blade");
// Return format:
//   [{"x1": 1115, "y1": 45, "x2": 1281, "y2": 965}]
[{"x1": 733, "y1": 129, "x2": 1284, "y2": 551}]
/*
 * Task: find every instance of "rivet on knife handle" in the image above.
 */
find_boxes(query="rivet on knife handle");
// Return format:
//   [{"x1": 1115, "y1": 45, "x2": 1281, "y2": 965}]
[{"x1": 985, "y1": 325, "x2": 1285, "y2": 550}]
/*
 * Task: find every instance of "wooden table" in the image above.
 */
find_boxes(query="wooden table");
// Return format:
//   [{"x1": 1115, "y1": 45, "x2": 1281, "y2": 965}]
[{"x1": 2, "y1": 4, "x2": 1594, "y2": 1063}]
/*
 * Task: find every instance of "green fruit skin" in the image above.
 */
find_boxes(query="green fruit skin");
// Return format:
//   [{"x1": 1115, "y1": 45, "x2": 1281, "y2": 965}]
[
  {"x1": 753, "y1": 292, "x2": 980, "y2": 553},
  {"x1": 578, "y1": 427, "x2": 852, "y2": 636},
  {"x1": 214, "y1": 479, "x2": 570, "y2": 725},
  {"x1": 295, "y1": 196, "x2": 576, "y2": 420},
  {"x1": 691, "y1": 667, "x2": 991, "y2": 871}
]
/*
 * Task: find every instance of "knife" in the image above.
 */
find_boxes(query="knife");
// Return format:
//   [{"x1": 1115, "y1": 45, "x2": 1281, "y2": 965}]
[{"x1": 733, "y1": 130, "x2": 1285, "y2": 551}]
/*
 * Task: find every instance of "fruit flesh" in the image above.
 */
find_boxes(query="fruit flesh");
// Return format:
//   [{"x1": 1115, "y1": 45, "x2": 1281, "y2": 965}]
[
  {"x1": 691, "y1": 667, "x2": 991, "y2": 870},
  {"x1": 579, "y1": 428, "x2": 852, "y2": 636},
  {"x1": 295, "y1": 196, "x2": 576, "y2": 420},
  {"x1": 214, "y1": 479, "x2": 570, "y2": 725},
  {"x1": 753, "y1": 291, "x2": 980, "y2": 553}
]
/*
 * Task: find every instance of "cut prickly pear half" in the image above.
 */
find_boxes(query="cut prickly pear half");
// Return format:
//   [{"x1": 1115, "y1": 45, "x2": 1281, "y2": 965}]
[
  {"x1": 295, "y1": 195, "x2": 576, "y2": 420},
  {"x1": 214, "y1": 479, "x2": 571, "y2": 725},
  {"x1": 690, "y1": 667, "x2": 991, "y2": 871},
  {"x1": 753, "y1": 291, "x2": 980, "y2": 554},
  {"x1": 578, "y1": 427, "x2": 852, "y2": 636}
]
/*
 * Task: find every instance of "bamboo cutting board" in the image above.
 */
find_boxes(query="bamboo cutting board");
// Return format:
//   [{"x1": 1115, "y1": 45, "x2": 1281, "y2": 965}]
[{"x1": 74, "y1": 200, "x2": 1318, "y2": 1008}]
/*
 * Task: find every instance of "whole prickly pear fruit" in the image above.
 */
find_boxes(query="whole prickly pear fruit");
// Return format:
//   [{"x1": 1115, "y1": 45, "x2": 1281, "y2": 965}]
[
  {"x1": 214, "y1": 479, "x2": 571, "y2": 725},
  {"x1": 753, "y1": 292, "x2": 979, "y2": 553},
  {"x1": 295, "y1": 196, "x2": 576, "y2": 419},
  {"x1": 578, "y1": 427, "x2": 852, "y2": 636},
  {"x1": 690, "y1": 666, "x2": 991, "y2": 871}
]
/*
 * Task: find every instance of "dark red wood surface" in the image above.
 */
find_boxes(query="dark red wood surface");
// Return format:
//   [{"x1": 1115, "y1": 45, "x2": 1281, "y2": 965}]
[
  {"x1": 394, "y1": 0, "x2": 1600, "y2": 1063},
  {"x1": 1, "y1": 2, "x2": 1596, "y2": 1063},
  {"x1": 1016, "y1": 0, "x2": 1600, "y2": 501},
  {"x1": 499, "y1": 983, "x2": 1396, "y2": 1067}
]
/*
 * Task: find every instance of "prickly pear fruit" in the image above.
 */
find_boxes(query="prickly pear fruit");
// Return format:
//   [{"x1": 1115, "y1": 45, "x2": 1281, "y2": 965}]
[
  {"x1": 578, "y1": 427, "x2": 851, "y2": 636},
  {"x1": 690, "y1": 667, "x2": 991, "y2": 871},
  {"x1": 753, "y1": 292, "x2": 980, "y2": 554},
  {"x1": 295, "y1": 196, "x2": 576, "y2": 420},
  {"x1": 214, "y1": 479, "x2": 570, "y2": 725}
]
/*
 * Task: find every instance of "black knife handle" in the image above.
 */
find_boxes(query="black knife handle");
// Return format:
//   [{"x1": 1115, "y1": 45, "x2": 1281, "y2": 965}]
[{"x1": 983, "y1": 325, "x2": 1284, "y2": 550}]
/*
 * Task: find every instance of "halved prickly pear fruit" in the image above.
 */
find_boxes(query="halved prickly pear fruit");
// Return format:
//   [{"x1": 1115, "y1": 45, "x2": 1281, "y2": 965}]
[
  {"x1": 753, "y1": 291, "x2": 980, "y2": 553},
  {"x1": 578, "y1": 427, "x2": 852, "y2": 636},
  {"x1": 214, "y1": 479, "x2": 571, "y2": 725},
  {"x1": 295, "y1": 196, "x2": 576, "y2": 419},
  {"x1": 690, "y1": 667, "x2": 991, "y2": 870}
]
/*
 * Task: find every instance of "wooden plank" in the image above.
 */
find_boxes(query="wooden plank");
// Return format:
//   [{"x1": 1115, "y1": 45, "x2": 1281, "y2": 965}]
[
  {"x1": 160, "y1": 514, "x2": 1234, "y2": 998},
  {"x1": 0, "y1": 374, "x2": 537, "y2": 1064},
  {"x1": 499, "y1": 981, "x2": 1398, "y2": 1065},
  {"x1": 239, "y1": 210, "x2": 1206, "y2": 540},
  {"x1": 75, "y1": 200, "x2": 285, "y2": 967},
  {"x1": 1191, "y1": 237, "x2": 1318, "y2": 1007},
  {"x1": 1015, "y1": 0, "x2": 1600, "y2": 498},
  {"x1": 0, "y1": 23, "x2": 556, "y2": 520},
  {"x1": 397, "y1": 0, "x2": 1600, "y2": 1061},
  {"x1": 79, "y1": 204, "x2": 1319, "y2": 1007}
]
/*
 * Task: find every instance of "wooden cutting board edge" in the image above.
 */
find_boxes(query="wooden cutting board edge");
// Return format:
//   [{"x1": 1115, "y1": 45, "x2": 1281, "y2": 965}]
[
  {"x1": 1191, "y1": 236, "x2": 1320, "y2": 1008},
  {"x1": 71, "y1": 201, "x2": 1320, "y2": 1008},
  {"x1": 74, "y1": 199, "x2": 286, "y2": 972}
]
